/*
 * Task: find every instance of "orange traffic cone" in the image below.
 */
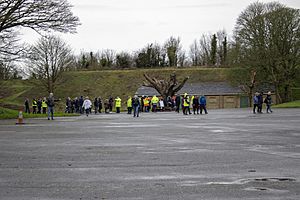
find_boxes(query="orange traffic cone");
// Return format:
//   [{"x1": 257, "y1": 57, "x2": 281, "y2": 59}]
[{"x1": 16, "y1": 110, "x2": 24, "y2": 125}]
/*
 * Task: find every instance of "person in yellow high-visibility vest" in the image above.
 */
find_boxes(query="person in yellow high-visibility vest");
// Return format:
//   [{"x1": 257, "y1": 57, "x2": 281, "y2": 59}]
[
  {"x1": 127, "y1": 96, "x2": 132, "y2": 114},
  {"x1": 143, "y1": 96, "x2": 150, "y2": 112},
  {"x1": 42, "y1": 97, "x2": 47, "y2": 114},
  {"x1": 115, "y1": 96, "x2": 122, "y2": 113},
  {"x1": 32, "y1": 98, "x2": 37, "y2": 114},
  {"x1": 183, "y1": 93, "x2": 190, "y2": 115},
  {"x1": 151, "y1": 95, "x2": 159, "y2": 112}
]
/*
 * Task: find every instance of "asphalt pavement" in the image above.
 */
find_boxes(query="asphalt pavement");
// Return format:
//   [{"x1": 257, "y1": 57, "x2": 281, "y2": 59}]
[{"x1": 0, "y1": 108, "x2": 299, "y2": 200}]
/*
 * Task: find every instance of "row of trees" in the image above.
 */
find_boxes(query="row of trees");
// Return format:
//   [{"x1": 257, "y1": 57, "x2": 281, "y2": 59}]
[
  {"x1": 0, "y1": 1, "x2": 299, "y2": 103},
  {"x1": 73, "y1": 34, "x2": 227, "y2": 70}
]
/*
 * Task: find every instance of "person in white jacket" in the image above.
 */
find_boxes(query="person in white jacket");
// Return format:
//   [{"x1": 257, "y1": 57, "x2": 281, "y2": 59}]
[{"x1": 82, "y1": 96, "x2": 92, "y2": 116}]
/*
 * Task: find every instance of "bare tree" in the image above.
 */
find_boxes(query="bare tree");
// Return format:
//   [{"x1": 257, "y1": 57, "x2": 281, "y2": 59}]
[
  {"x1": 164, "y1": 37, "x2": 182, "y2": 67},
  {"x1": 27, "y1": 35, "x2": 73, "y2": 93},
  {"x1": 0, "y1": 61, "x2": 20, "y2": 80},
  {"x1": 143, "y1": 73, "x2": 189, "y2": 102},
  {"x1": 0, "y1": 0, "x2": 80, "y2": 61},
  {"x1": 198, "y1": 34, "x2": 211, "y2": 66},
  {"x1": 189, "y1": 40, "x2": 201, "y2": 66},
  {"x1": 97, "y1": 49, "x2": 115, "y2": 68}
]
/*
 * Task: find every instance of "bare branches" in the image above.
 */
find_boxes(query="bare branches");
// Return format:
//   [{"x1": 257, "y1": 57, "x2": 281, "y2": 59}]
[
  {"x1": 0, "y1": 0, "x2": 80, "y2": 62},
  {"x1": 27, "y1": 35, "x2": 73, "y2": 93},
  {"x1": 143, "y1": 73, "x2": 189, "y2": 101},
  {"x1": 0, "y1": 0, "x2": 80, "y2": 33}
]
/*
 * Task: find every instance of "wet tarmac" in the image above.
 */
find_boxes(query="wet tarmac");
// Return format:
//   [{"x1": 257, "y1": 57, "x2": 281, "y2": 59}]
[{"x1": 0, "y1": 108, "x2": 299, "y2": 199}]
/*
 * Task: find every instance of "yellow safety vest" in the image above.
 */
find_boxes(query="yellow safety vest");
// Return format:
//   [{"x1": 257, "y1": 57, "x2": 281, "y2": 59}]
[
  {"x1": 183, "y1": 96, "x2": 190, "y2": 107},
  {"x1": 127, "y1": 98, "x2": 132, "y2": 107},
  {"x1": 115, "y1": 98, "x2": 121, "y2": 108},
  {"x1": 32, "y1": 100, "x2": 37, "y2": 107},
  {"x1": 151, "y1": 96, "x2": 159, "y2": 104},
  {"x1": 144, "y1": 98, "x2": 149, "y2": 106},
  {"x1": 190, "y1": 96, "x2": 194, "y2": 106},
  {"x1": 42, "y1": 100, "x2": 47, "y2": 108}
]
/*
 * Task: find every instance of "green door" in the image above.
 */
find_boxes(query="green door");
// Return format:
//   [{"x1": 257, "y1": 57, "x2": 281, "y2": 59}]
[{"x1": 240, "y1": 96, "x2": 249, "y2": 108}]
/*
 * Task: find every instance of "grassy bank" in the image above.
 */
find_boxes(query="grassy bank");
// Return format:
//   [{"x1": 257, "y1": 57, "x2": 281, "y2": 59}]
[
  {"x1": 0, "y1": 67, "x2": 229, "y2": 111},
  {"x1": 0, "y1": 107, "x2": 79, "y2": 120},
  {"x1": 273, "y1": 100, "x2": 300, "y2": 108}
]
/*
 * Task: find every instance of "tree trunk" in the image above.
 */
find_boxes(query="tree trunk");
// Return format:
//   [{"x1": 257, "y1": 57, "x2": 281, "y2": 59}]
[{"x1": 143, "y1": 73, "x2": 189, "y2": 107}]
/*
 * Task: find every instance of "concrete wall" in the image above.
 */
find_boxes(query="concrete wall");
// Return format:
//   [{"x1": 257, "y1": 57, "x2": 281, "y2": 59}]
[{"x1": 206, "y1": 95, "x2": 240, "y2": 109}]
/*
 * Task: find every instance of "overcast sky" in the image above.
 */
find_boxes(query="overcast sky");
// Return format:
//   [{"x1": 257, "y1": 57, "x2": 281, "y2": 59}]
[{"x1": 22, "y1": 0, "x2": 300, "y2": 54}]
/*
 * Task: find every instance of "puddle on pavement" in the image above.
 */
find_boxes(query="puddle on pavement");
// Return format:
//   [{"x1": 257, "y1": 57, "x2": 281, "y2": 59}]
[
  {"x1": 253, "y1": 178, "x2": 296, "y2": 182},
  {"x1": 244, "y1": 187, "x2": 289, "y2": 193},
  {"x1": 207, "y1": 177, "x2": 296, "y2": 185}
]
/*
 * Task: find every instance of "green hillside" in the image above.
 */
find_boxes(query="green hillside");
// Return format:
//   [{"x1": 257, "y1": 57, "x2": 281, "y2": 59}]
[{"x1": 0, "y1": 68, "x2": 228, "y2": 111}]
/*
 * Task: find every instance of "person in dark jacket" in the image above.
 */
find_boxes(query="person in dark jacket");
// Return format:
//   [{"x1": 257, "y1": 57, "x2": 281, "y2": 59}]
[
  {"x1": 37, "y1": 98, "x2": 42, "y2": 114},
  {"x1": 24, "y1": 98, "x2": 30, "y2": 114},
  {"x1": 253, "y1": 92, "x2": 259, "y2": 114},
  {"x1": 264, "y1": 91, "x2": 273, "y2": 113},
  {"x1": 175, "y1": 94, "x2": 181, "y2": 113},
  {"x1": 98, "y1": 97, "x2": 103, "y2": 113},
  {"x1": 47, "y1": 93, "x2": 55, "y2": 120},
  {"x1": 94, "y1": 97, "x2": 99, "y2": 114},
  {"x1": 104, "y1": 99, "x2": 110, "y2": 114},
  {"x1": 108, "y1": 96, "x2": 114, "y2": 112},
  {"x1": 65, "y1": 97, "x2": 72, "y2": 113},
  {"x1": 258, "y1": 92, "x2": 264, "y2": 113},
  {"x1": 132, "y1": 95, "x2": 140, "y2": 117},
  {"x1": 192, "y1": 95, "x2": 199, "y2": 114},
  {"x1": 79, "y1": 96, "x2": 84, "y2": 114},
  {"x1": 199, "y1": 95, "x2": 208, "y2": 114}
]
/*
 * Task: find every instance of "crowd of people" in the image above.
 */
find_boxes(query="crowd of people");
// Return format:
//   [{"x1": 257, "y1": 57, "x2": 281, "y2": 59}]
[
  {"x1": 23, "y1": 91, "x2": 273, "y2": 119},
  {"x1": 24, "y1": 93, "x2": 209, "y2": 118},
  {"x1": 63, "y1": 94, "x2": 208, "y2": 117},
  {"x1": 24, "y1": 93, "x2": 56, "y2": 120}
]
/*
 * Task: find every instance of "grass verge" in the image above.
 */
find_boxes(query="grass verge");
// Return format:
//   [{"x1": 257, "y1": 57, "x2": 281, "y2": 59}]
[
  {"x1": 0, "y1": 107, "x2": 79, "y2": 120},
  {"x1": 273, "y1": 100, "x2": 300, "y2": 108}
]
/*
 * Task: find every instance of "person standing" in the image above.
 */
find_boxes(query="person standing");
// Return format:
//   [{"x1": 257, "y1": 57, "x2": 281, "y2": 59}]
[
  {"x1": 151, "y1": 95, "x2": 159, "y2": 112},
  {"x1": 253, "y1": 92, "x2": 259, "y2": 114},
  {"x1": 127, "y1": 96, "x2": 132, "y2": 114},
  {"x1": 159, "y1": 98, "x2": 165, "y2": 111},
  {"x1": 115, "y1": 96, "x2": 122, "y2": 113},
  {"x1": 199, "y1": 95, "x2": 208, "y2": 114},
  {"x1": 258, "y1": 92, "x2": 264, "y2": 113},
  {"x1": 98, "y1": 97, "x2": 103, "y2": 113},
  {"x1": 47, "y1": 93, "x2": 55, "y2": 120},
  {"x1": 42, "y1": 97, "x2": 47, "y2": 114},
  {"x1": 143, "y1": 96, "x2": 150, "y2": 112},
  {"x1": 79, "y1": 96, "x2": 84, "y2": 114},
  {"x1": 109, "y1": 96, "x2": 114, "y2": 113},
  {"x1": 140, "y1": 95, "x2": 145, "y2": 112},
  {"x1": 264, "y1": 91, "x2": 273, "y2": 113},
  {"x1": 183, "y1": 93, "x2": 190, "y2": 115},
  {"x1": 193, "y1": 95, "x2": 199, "y2": 114},
  {"x1": 175, "y1": 94, "x2": 181, "y2": 113},
  {"x1": 32, "y1": 98, "x2": 37, "y2": 114},
  {"x1": 104, "y1": 99, "x2": 110, "y2": 114},
  {"x1": 82, "y1": 96, "x2": 92, "y2": 116},
  {"x1": 94, "y1": 97, "x2": 99, "y2": 114},
  {"x1": 37, "y1": 98, "x2": 42, "y2": 114},
  {"x1": 24, "y1": 98, "x2": 30, "y2": 114},
  {"x1": 65, "y1": 97, "x2": 72, "y2": 113},
  {"x1": 132, "y1": 95, "x2": 140, "y2": 117}
]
